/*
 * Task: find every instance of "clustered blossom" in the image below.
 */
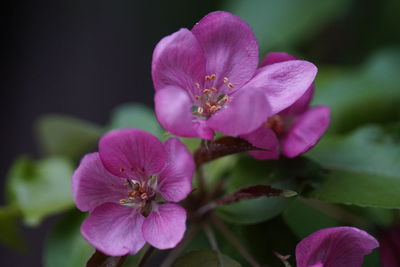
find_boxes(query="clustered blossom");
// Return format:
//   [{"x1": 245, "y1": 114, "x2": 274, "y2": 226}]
[
  {"x1": 71, "y1": 9, "x2": 381, "y2": 264},
  {"x1": 152, "y1": 11, "x2": 317, "y2": 140},
  {"x1": 72, "y1": 129, "x2": 194, "y2": 256},
  {"x1": 241, "y1": 52, "x2": 330, "y2": 159},
  {"x1": 296, "y1": 227, "x2": 379, "y2": 267}
]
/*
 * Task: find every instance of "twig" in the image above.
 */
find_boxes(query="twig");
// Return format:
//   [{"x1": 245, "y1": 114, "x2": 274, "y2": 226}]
[
  {"x1": 211, "y1": 215, "x2": 261, "y2": 267},
  {"x1": 137, "y1": 245, "x2": 155, "y2": 267},
  {"x1": 203, "y1": 223, "x2": 225, "y2": 266},
  {"x1": 160, "y1": 225, "x2": 199, "y2": 267}
]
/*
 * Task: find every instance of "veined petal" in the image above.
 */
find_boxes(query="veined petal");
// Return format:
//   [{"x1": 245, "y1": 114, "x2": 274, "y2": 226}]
[
  {"x1": 99, "y1": 129, "x2": 167, "y2": 179},
  {"x1": 282, "y1": 106, "x2": 330, "y2": 158},
  {"x1": 81, "y1": 203, "x2": 145, "y2": 256},
  {"x1": 142, "y1": 203, "x2": 186, "y2": 249},
  {"x1": 241, "y1": 127, "x2": 279, "y2": 160},
  {"x1": 296, "y1": 227, "x2": 379, "y2": 267},
  {"x1": 154, "y1": 86, "x2": 199, "y2": 138},
  {"x1": 207, "y1": 88, "x2": 270, "y2": 136},
  {"x1": 245, "y1": 60, "x2": 317, "y2": 114},
  {"x1": 72, "y1": 153, "x2": 128, "y2": 212},
  {"x1": 152, "y1": 28, "x2": 206, "y2": 93},
  {"x1": 261, "y1": 52, "x2": 297, "y2": 66},
  {"x1": 261, "y1": 52, "x2": 314, "y2": 116},
  {"x1": 158, "y1": 138, "x2": 194, "y2": 202},
  {"x1": 192, "y1": 11, "x2": 258, "y2": 90}
]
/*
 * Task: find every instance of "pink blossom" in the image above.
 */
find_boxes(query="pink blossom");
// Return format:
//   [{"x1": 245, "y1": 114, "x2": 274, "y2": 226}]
[
  {"x1": 152, "y1": 11, "x2": 317, "y2": 140},
  {"x1": 72, "y1": 129, "x2": 194, "y2": 256},
  {"x1": 296, "y1": 227, "x2": 379, "y2": 267},
  {"x1": 242, "y1": 52, "x2": 330, "y2": 159}
]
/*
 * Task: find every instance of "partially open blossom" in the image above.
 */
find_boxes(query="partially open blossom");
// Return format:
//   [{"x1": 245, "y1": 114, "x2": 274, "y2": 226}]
[
  {"x1": 72, "y1": 129, "x2": 194, "y2": 256},
  {"x1": 152, "y1": 11, "x2": 317, "y2": 140},
  {"x1": 242, "y1": 52, "x2": 330, "y2": 159},
  {"x1": 296, "y1": 226, "x2": 379, "y2": 267},
  {"x1": 379, "y1": 225, "x2": 400, "y2": 266}
]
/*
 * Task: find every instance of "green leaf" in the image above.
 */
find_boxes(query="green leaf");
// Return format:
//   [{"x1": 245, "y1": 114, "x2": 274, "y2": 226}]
[
  {"x1": 36, "y1": 115, "x2": 103, "y2": 160},
  {"x1": 307, "y1": 126, "x2": 400, "y2": 208},
  {"x1": 43, "y1": 210, "x2": 94, "y2": 267},
  {"x1": 107, "y1": 103, "x2": 163, "y2": 137},
  {"x1": 225, "y1": 0, "x2": 350, "y2": 51},
  {"x1": 315, "y1": 49, "x2": 400, "y2": 133},
  {"x1": 283, "y1": 199, "x2": 340, "y2": 239},
  {"x1": 173, "y1": 249, "x2": 241, "y2": 267},
  {"x1": 0, "y1": 206, "x2": 25, "y2": 250},
  {"x1": 217, "y1": 156, "x2": 323, "y2": 224},
  {"x1": 7, "y1": 157, "x2": 74, "y2": 226}
]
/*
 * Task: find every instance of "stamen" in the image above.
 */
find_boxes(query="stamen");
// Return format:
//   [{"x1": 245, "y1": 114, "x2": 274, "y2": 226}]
[
  {"x1": 227, "y1": 83, "x2": 234, "y2": 89},
  {"x1": 210, "y1": 74, "x2": 216, "y2": 80},
  {"x1": 195, "y1": 82, "x2": 200, "y2": 88},
  {"x1": 205, "y1": 75, "x2": 211, "y2": 81},
  {"x1": 211, "y1": 87, "x2": 217, "y2": 92},
  {"x1": 119, "y1": 199, "x2": 127, "y2": 204},
  {"x1": 223, "y1": 77, "x2": 229, "y2": 83},
  {"x1": 194, "y1": 95, "x2": 200, "y2": 100},
  {"x1": 203, "y1": 89, "x2": 211, "y2": 94}
]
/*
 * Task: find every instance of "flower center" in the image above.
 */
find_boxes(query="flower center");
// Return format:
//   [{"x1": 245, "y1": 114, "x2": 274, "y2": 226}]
[
  {"x1": 191, "y1": 74, "x2": 234, "y2": 118},
  {"x1": 119, "y1": 175, "x2": 157, "y2": 213},
  {"x1": 264, "y1": 115, "x2": 286, "y2": 135}
]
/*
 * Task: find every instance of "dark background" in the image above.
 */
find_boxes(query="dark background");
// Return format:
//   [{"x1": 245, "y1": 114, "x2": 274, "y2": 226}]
[{"x1": 1, "y1": 0, "x2": 399, "y2": 266}]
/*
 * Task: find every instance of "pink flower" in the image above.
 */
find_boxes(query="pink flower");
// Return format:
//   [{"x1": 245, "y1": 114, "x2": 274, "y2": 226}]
[
  {"x1": 152, "y1": 11, "x2": 317, "y2": 140},
  {"x1": 241, "y1": 52, "x2": 330, "y2": 159},
  {"x1": 296, "y1": 227, "x2": 379, "y2": 267},
  {"x1": 378, "y1": 225, "x2": 400, "y2": 266},
  {"x1": 72, "y1": 129, "x2": 194, "y2": 256}
]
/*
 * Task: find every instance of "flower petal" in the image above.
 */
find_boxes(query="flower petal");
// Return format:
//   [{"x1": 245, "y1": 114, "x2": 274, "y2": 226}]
[
  {"x1": 155, "y1": 86, "x2": 207, "y2": 138},
  {"x1": 192, "y1": 11, "x2": 259, "y2": 90},
  {"x1": 245, "y1": 60, "x2": 317, "y2": 114},
  {"x1": 81, "y1": 203, "x2": 145, "y2": 256},
  {"x1": 152, "y1": 28, "x2": 206, "y2": 93},
  {"x1": 142, "y1": 203, "x2": 186, "y2": 249},
  {"x1": 207, "y1": 88, "x2": 270, "y2": 136},
  {"x1": 241, "y1": 127, "x2": 279, "y2": 160},
  {"x1": 99, "y1": 129, "x2": 167, "y2": 179},
  {"x1": 296, "y1": 226, "x2": 379, "y2": 267},
  {"x1": 72, "y1": 153, "x2": 128, "y2": 212},
  {"x1": 158, "y1": 138, "x2": 194, "y2": 202},
  {"x1": 282, "y1": 106, "x2": 330, "y2": 158},
  {"x1": 261, "y1": 52, "x2": 297, "y2": 66},
  {"x1": 280, "y1": 86, "x2": 314, "y2": 116}
]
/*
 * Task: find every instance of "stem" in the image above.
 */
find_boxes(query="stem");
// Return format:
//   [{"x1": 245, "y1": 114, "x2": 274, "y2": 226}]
[
  {"x1": 197, "y1": 166, "x2": 207, "y2": 198},
  {"x1": 211, "y1": 215, "x2": 261, "y2": 267},
  {"x1": 161, "y1": 225, "x2": 199, "y2": 267},
  {"x1": 137, "y1": 245, "x2": 155, "y2": 267},
  {"x1": 203, "y1": 223, "x2": 225, "y2": 266}
]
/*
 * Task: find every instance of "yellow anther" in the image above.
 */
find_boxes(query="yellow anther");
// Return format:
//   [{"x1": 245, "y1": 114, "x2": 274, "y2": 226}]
[
  {"x1": 198, "y1": 107, "x2": 204, "y2": 114},
  {"x1": 195, "y1": 82, "x2": 200, "y2": 88},
  {"x1": 205, "y1": 75, "x2": 211, "y2": 81},
  {"x1": 227, "y1": 83, "x2": 234, "y2": 89},
  {"x1": 203, "y1": 89, "x2": 211, "y2": 94},
  {"x1": 221, "y1": 95, "x2": 229, "y2": 102},
  {"x1": 211, "y1": 87, "x2": 217, "y2": 92},
  {"x1": 210, "y1": 74, "x2": 216, "y2": 80},
  {"x1": 223, "y1": 77, "x2": 229, "y2": 83},
  {"x1": 119, "y1": 199, "x2": 127, "y2": 204}
]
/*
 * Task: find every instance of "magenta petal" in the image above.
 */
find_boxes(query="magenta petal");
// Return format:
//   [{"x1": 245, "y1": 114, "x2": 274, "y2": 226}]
[
  {"x1": 296, "y1": 226, "x2": 379, "y2": 267},
  {"x1": 241, "y1": 127, "x2": 279, "y2": 160},
  {"x1": 158, "y1": 138, "x2": 194, "y2": 202},
  {"x1": 152, "y1": 28, "x2": 206, "y2": 92},
  {"x1": 245, "y1": 60, "x2": 317, "y2": 114},
  {"x1": 280, "y1": 86, "x2": 314, "y2": 116},
  {"x1": 192, "y1": 11, "x2": 258, "y2": 90},
  {"x1": 72, "y1": 153, "x2": 128, "y2": 212},
  {"x1": 99, "y1": 129, "x2": 167, "y2": 179},
  {"x1": 261, "y1": 52, "x2": 297, "y2": 66},
  {"x1": 81, "y1": 203, "x2": 145, "y2": 256},
  {"x1": 142, "y1": 203, "x2": 186, "y2": 249},
  {"x1": 155, "y1": 86, "x2": 200, "y2": 138},
  {"x1": 282, "y1": 106, "x2": 330, "y2": 158},
  {"x1": 207, "y1": 88, "x2": 271, "y2": 136}
]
